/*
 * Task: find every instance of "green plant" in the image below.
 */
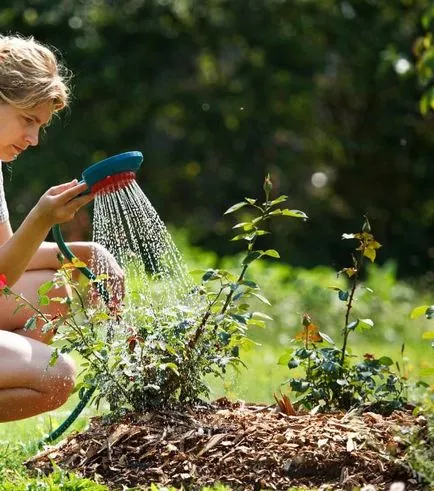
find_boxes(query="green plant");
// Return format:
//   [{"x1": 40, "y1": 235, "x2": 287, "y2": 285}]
[
  {"x1": 410, "y1": 304, "x2": 434, "y2": 362},
  {"x1": 280, "y1": 218, "x2": 407, "y2": 413}
]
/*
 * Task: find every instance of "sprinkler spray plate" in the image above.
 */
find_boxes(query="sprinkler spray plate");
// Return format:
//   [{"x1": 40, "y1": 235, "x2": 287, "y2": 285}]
[{"x1": 81, "y1": 151, "x2": 143, "y2": 195}]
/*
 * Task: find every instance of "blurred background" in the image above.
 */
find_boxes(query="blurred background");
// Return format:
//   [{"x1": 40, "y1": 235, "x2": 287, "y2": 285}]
[{"x1": 3, "y1": 0, "x2": 434, "y2": 281}]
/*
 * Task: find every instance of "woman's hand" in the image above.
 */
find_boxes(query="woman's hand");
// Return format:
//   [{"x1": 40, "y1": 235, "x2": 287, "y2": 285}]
[
  {"x1": 88, "y1": 242, "x2": 125, "y2": 306},
  {"x1": 34, "y1": 180, "x2": 94, "y2": 226}
]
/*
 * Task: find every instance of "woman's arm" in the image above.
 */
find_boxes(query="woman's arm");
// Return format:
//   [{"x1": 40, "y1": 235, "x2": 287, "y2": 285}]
[{"x1": 0, "y1": 180, "x2": 93, "y2": 287}]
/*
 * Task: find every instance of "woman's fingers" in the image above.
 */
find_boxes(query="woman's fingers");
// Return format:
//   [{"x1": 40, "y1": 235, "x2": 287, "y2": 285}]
[
  {"x1": 47, "y1": 179, "x2": 80, "y2": 196},
  {"x1": 57, "y1": 181, "x2": 90, "y2": 202}
]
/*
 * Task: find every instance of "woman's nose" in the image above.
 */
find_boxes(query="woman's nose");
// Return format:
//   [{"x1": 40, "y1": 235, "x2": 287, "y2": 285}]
[{"x1": 25, "y1": 128, "x2": 39, "y2": 146}]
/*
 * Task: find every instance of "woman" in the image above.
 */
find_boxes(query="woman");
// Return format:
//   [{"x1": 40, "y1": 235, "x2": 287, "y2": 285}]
[{"x1": 0, "y1": 34, "x2": 124, "y2": 422}]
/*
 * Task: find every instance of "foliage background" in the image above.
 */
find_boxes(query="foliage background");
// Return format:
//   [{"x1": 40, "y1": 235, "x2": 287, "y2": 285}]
[{"x1": 2, "y1": 0, "x2": 434, "y2": 277}]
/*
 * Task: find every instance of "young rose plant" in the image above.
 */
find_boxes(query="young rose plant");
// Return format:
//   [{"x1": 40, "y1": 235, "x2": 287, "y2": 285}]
[
  {"x1": 3, "y1": 176, "x2": 307, "y2": 416},
  {"x1": 279, "y1": 217, "x2": 407, "y2": 413}
]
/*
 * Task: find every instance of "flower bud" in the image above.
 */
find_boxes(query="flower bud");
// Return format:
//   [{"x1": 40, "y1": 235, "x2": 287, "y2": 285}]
[
  {"x1": 263, "y1": 174, "x2": 272, "y2": 199},
  {"x1": 362, "y1": 215, "x2": 371, "y2": 233}
]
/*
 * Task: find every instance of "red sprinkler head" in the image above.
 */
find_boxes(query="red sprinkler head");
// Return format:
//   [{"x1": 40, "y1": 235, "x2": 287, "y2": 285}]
[{"x1": 91, "y1": 171, "x2": 136, "y2": 195}]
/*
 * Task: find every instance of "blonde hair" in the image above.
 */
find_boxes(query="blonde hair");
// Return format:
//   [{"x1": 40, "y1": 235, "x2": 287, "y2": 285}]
[{"x1": 0, "y1": 34, "x2": 70, "y2": 112}]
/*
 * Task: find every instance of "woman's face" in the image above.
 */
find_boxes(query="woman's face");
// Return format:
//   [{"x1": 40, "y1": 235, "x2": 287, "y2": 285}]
[{"x1": 0, "y1": 101, "x2": 52, "y2": 162}]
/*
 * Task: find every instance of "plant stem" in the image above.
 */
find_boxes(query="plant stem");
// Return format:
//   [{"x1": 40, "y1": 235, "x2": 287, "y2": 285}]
[{"x1": 340, "y1": 257, "x2": 362, "y2": 367}]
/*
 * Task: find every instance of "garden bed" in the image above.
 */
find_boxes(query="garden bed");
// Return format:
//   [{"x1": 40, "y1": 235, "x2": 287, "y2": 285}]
[{"x1": 26, "y1": 398, "x2": 429, "y2": 490}]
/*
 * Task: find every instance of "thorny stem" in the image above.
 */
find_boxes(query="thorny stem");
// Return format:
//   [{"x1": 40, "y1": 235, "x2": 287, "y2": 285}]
[
  {"x1": 12, "y1": 292, "x2": 51, "y2": 324},
  {"x1": 63, "y1": 317, "x2": 131, "y2": 402},
  {"x1": 187, "y1": 200, "x2": 271, "y2": 352},
  {"x1": 188, "y1": 286, "x2": 225, "y2": 350},
  {"x1": 340, "y1": 254, "x2": 364, "y2": 367}
]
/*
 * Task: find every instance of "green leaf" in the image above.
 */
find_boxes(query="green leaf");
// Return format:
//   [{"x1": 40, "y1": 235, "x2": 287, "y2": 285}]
[
  {"x1": 39, "y1": 295, "x2": 50, "y2": 306},
  {"x1": 281, "y1": 209, "x2": 308, "y2": 219},
  {"x1": 422, "y1": 331, "x2": 434, "y2": 340},
  {"x1": 347, "y1": 320, "x2": 359, "y2": 330},
  {"x1": 248, "y1": 318, "x2": 266, "y2": 328},
  {"x1": 410, "y1": 305, "x2": 430, "y2": 319},
  {"x1": 338, "y1": 290, "x2": 349, "y2": 301},
  {"x1": 245, "y1": 198, "x2": 257, "y2": 205},
  {"x1": 287, "y1": 359, "x2": 300, "y2": 369},
  {"x1": 252, "y1": 311, "x2": 273, "y2": 321},
  {"x1": 231, "y1": 233, "x2": 251, "y2": 241},
  {"x1": 377, "y1": 356, "x2": 394, "y2": 366},
  {"x1": 202, "y1": 269, "x2": 219, "y2": 281},
  {"x1": 263, "y1": 249, "x2": 280, "y2": 258},
  {"x1": 319, "y1": 332, "x2": 335, "y2": 344},
  {"x1": 358, "y1": 318, "x2": 374, "y2": 329},
  {"x1": 336, "y1": 379, "x2": 348, "y2": 386},
  {"x1": 422, "y1": 7, "x2": 434, "y2": 29},
  {"x1": 24, "y1": 316, "x2": 37, "y2": 331},
  {"x1": 240, "y1": 280, "x2": 259, "y2": 289},
  {"x1": 49, "y1": 349, "x2": 60, "y2": 367},
  {"x1": 251, "y1": 292, "x2": 271, "y2": 305},
  {"x1": 239, "y1": 338, "x2": 261, "y2": 351},
  {"x1": 277, "y1": 349, "x2": 293, "y2": 366},
  {"x1": 162, "y1": 363, "x2": 180, "y2": 376},
  {"x1": 269, "y1": 195, "x2": 288, "y2": 206},
  {"x1": 232, "y1": 221, "x2": 253, "y2": 231},
  {"x1": 224, "y1": 201, "x2": 248, "y2": 214},
  {"x1": 242, "y1": 250, "x2": 262, "y2": 265},
  {"x1": 38, "y1": 280, "x2": 54, "y2": 296}
]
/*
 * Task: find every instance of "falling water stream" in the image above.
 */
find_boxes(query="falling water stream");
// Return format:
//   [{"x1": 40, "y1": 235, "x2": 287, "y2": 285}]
[{"x1": 90, "y1": 179, "x2": 202, "y2": 334}]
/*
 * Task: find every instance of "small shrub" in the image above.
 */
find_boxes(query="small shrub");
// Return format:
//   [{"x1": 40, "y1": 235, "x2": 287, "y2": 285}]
[
  {"x1": 280, "y1": 217, "x2": 407, "y2": 413},
  {"x1": 0, "y1": 177, "x2": 306, "y2": 414}
]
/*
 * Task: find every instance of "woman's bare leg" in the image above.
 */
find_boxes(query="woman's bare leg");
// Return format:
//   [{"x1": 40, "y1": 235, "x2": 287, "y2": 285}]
[
  {"x1": 0, "y1": 330, "x2": 75, "y2": 422},
  {"x1": 0, "y1": 269, "x2": 71, "y2": 343}
]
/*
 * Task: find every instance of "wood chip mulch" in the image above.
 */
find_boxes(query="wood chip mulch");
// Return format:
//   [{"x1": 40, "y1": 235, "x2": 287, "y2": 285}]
[{"x1": 26, "y1": 398, "x2": 430, "y2": 490}]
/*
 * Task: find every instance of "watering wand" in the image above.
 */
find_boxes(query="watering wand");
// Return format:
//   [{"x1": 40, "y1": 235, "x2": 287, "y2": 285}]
[{"x1": 43, "y1": 151, "x2": 143, "y2": 445}]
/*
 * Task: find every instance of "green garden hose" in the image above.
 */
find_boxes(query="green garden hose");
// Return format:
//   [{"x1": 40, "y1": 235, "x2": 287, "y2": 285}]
[
  {"x1": 40, "y1": 151, "x2": 143, "y2": 445},
  {"x1": 41, "y1": 224, "x2": 108, "y2": 445}
]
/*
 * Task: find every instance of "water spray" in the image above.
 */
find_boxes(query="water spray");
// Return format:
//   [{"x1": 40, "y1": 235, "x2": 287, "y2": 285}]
[{"x1": 43, "y1": 151, "x2": 143, "y2": 445}]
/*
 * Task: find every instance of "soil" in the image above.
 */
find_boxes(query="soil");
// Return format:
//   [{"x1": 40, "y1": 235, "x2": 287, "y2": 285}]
[{"x1": 26, "y1": 398, "x2": 430, "y2": 490}]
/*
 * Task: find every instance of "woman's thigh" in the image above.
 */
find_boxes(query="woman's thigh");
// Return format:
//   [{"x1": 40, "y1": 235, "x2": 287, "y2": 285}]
[
  {"x1": 0, "y1": 269, "x2": 70, "y2": 340},
  {"x1": 0, "y1": 330, "x2": 75, "y2": 392}
]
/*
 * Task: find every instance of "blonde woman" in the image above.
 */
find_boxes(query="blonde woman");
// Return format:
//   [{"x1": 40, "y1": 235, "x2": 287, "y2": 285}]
[{"x1": 0, "y1": 34, "x2": 124, "y2": 422}]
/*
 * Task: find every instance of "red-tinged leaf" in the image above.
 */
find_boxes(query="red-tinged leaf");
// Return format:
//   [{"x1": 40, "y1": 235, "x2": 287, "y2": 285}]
[
  {"x1": 274, "y1": 392, "x2": 297, "y2": 416},
  {"x1": 295, "y1": 323, "x2": 322, "y2": 342}
]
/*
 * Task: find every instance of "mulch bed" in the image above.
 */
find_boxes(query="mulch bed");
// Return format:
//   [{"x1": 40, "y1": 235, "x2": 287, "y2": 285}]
[{"x1": 26, "y1": 398, "x2": 430, "y2": 490}]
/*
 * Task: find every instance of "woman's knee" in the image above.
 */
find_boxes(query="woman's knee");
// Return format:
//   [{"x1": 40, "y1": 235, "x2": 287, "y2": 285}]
[{"x1": 45, "y1": 353, "x2": 76, "y2": 409}]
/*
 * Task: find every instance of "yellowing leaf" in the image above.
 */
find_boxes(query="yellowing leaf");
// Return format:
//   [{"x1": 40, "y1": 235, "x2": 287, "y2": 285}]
[
  {"x1": 410, "y1": 305, "x2": 430, "y2": 319},
  {"x1": 363, "y1": 247, "x2": 377, "y2": 262},
  {"x1": 72, "y1": 257, "x2": 87, "y2": 268}
]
